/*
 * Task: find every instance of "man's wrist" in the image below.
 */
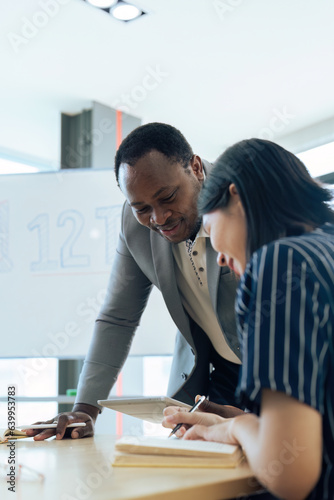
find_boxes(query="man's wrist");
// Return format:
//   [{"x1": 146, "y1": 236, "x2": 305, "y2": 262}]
[{"x1": 72, "y1": 403, "x2": 100, "y2": 422}]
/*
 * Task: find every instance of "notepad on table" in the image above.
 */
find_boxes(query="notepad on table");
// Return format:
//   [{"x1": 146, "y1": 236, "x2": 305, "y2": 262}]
[
  {"x1": 112, "y1": 436, "x2": 244, "y2": 468},
  {"x1": 0, "y1": 428, "x2": 28, "y2": 444}
]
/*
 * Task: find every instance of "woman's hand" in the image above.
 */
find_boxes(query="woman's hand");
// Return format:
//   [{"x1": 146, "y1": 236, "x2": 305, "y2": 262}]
[
  {"x1": 162, "y1": 396, "x2": 246, "y2": 437},
  {"x1": 183, "y1": 418, "x2": 239, "y2": 445},
  {"x1": 162, "y1": 404, "x2": 224, "y2": 437}
]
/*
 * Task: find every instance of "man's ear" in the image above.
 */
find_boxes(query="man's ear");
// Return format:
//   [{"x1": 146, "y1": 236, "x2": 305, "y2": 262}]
[{"x1": 190, "y1": 155, "x2": 204, "y2": 180}]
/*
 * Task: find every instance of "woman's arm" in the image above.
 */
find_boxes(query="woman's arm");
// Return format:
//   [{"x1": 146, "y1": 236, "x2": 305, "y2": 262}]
[{"x1": 183, "y1": 390, "x2": 322, "y2": 500}]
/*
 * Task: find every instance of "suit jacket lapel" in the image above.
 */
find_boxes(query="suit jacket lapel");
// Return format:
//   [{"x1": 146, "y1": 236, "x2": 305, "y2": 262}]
[
  {"x1": 150, "y1": 231, "x2": 194, "y2": 347},
  {"x1": 149, "y1": 158, "x2": 214, "y2": 350},
  {"x1": 202, "y1": 156, "x2": 220, "y2": 313},
  {"x1": 205, "y1": 238, "x2": 220, "y2": 314}
]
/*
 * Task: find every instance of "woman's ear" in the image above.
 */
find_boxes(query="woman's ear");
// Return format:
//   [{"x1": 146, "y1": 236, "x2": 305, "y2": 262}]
[
  {"x1": 229, "y1": 183, "x2": 239, "y2": 197},
  {"x1": 229, "y1": 183, "x2": 245, "y2": 217}
]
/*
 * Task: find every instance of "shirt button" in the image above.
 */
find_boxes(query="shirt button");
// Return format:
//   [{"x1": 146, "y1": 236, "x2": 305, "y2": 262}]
[
  {"x1": 199, "y1": 267, "x2": 204, "y2": 272},
  {"x1": 192, "y1": 251, "x2": 198, "y2": 256},
  {"x1": 181, "y1": 372, "x2": 188, "y2": 380}
]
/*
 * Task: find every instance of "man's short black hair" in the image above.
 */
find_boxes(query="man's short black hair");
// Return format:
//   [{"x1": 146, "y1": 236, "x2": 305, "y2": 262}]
[{"x1": 114, "y1": 122, "x2": 193, "y2": 184}]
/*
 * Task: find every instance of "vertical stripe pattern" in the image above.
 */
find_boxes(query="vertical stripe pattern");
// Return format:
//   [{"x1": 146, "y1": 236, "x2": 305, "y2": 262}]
[{"x1": 235, "y1": 223, "x2": 334, "y2": 499}]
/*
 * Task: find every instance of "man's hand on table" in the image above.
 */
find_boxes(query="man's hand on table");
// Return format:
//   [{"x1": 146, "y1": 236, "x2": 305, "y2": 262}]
[{"x1": 24, "y1": 403, "x2": 99, "y2": 440}]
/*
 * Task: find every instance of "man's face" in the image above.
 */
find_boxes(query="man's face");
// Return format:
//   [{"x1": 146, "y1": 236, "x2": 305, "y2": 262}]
[{"x1": 118, "y1": 150, "x2": 204, "y2": 243}]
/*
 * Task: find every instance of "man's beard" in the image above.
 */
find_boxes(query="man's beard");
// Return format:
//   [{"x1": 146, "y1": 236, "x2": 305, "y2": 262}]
[{"x1": 187, "y1": 217, "x2": 202, "y2": 242}]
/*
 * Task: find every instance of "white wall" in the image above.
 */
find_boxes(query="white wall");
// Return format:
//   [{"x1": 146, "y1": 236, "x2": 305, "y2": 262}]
[{"x1": 0, "y1": 169, "x2": 176, "y2": 357}]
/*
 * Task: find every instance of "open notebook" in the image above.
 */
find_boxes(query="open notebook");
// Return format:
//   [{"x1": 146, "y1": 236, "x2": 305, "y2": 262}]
[
  {"x1": 0, "y1": 423, "x2": 86, "y2": 444},
  {"x1": 0, "y1": 428, "x2": 28, "y2": 444},
  {"x1": 113, "y1": 436, "x2": 244, "y2": 468}
]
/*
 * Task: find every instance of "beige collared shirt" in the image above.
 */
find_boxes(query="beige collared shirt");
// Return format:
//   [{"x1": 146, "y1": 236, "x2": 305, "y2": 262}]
[{"x1": 172, "y1": 224, "x2": 241, "y2": 364}]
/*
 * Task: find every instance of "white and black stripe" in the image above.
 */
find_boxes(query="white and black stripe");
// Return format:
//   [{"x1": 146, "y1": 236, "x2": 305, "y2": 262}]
[{"x1": 236, "y1": 223, "x2": 334, "y2": 500}]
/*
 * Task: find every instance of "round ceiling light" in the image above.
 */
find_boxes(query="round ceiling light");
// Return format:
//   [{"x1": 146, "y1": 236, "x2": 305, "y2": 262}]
[
  {"x1": 86, "y1": 0, "x2": 117, "y2": 8},
  {"x1": 111, "y1": 3, "x2": 142, "y2": 21}
]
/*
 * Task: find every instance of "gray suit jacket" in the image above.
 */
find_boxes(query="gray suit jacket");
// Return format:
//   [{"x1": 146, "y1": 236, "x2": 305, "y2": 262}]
[{"x1": 75, "y1": 161, "x2": 240, "y2": 407}]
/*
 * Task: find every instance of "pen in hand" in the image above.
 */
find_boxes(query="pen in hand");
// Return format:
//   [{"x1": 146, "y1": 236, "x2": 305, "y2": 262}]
[{"x1": 168, "y1": 395, "x2": 206, "y2": 438}]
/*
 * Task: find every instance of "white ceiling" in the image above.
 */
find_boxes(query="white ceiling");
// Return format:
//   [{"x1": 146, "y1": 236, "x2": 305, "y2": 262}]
[{"x1": 1, "y1": 0, "x2": 334, "y2": 168}]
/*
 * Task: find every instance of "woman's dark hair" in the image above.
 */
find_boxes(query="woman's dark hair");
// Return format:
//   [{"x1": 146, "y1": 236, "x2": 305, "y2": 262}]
[
  {"x1": 114, "y1": 122, "x2": 193, "y2": 184},
  {"x1": 198, "y1": 138, "x2": 334, "y2": 259}
]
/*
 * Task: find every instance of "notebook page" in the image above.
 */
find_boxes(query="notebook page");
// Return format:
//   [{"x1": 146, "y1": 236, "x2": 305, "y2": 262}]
[{"x1": 116, "y1": 436, "x2": 239, "y2": 455}]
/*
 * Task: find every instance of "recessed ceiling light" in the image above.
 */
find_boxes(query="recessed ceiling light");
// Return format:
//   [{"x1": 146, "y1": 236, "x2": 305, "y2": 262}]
[
  {"x1": 86, "y1": 0, "x2": 117, "y2": 8},
  {"x1": 111, "y1": 2, "x2": 143, "y2": 21}
]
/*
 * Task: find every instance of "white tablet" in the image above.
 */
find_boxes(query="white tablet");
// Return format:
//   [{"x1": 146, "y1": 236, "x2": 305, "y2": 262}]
[
  {"x1": 19, "y1": 423, "x2": 87, "y2": 430},
  {"x1": 97, "y1": 396, "x2": 192, "y2": 423}
]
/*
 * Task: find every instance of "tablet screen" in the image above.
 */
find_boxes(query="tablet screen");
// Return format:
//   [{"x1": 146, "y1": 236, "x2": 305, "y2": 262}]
[{"x1": 97, "y1": 396, "x2": 191, "y2": 423}]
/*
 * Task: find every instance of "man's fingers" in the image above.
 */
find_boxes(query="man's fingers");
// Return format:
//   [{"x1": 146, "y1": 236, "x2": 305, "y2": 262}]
[
  {"x1": 56, "y1": 414, "x2": 88, "y2": 439},
  {"x1": 71, "y1": 429, "x2": 80, "y2": 439},
  {"x1": 25, "y1": 429, "x2": 43, "y2": 437},
  {"x1": 25, "y1": 418, "x2": 58, "y2": 437},
  {"x1": 71, "y1": 422, "x2": 93, "y2": 439},
  {"x1": 27, "y1": 412, "x2": 94, "y2": 440},
  {"x1": 31, "y1": 419, "x2": 54, "y2": 425},
  {"x1": 33, "y1": 429, "x2": 57, "y2": 441},
  {"x1": 55, "y1": 415, "x2": 72, "y2": 439}
]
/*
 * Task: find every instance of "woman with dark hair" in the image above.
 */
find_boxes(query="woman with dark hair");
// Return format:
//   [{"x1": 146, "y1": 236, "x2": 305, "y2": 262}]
[{"x1": 163, "y1": 139, "x2": 334, "y2": 500}]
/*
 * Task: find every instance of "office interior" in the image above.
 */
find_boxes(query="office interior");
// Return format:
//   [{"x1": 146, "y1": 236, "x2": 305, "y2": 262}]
[{"x1": 1, "y1": 0, "x2": 334, "y2": 437}]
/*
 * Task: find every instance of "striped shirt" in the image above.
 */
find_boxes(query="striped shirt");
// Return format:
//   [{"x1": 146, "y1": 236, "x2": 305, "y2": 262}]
[{"x1": 236, "y1": 223, "x2": 334, "y2": 500}]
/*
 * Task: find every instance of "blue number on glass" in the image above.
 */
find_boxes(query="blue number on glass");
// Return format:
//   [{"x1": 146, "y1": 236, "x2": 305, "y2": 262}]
[
  {"x1": 27, "y1": 213, "x2": 58, "y2": 272},
  {"x1": 58, "y1": 210, "x2": 90, "y2": 268},
  {"x1": 96, "y1": 205, "x2": 122, "y2": 265},
  {"x1": 0, "y1": 200, "x2": 13, "y2": 273}
]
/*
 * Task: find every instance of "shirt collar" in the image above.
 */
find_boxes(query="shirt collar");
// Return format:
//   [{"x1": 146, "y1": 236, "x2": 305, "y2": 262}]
[
  {"x1": 194, "y1": 169, "x2": 208, "y2": 239},
  {"x1": 197, "y1": 222, "x2": 209, "y2": 239}
]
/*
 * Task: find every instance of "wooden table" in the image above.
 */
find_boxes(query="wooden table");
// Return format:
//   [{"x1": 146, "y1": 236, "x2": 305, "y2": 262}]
[{"x1": 0, "y1": 435, "x2": 261, "y2": 499}]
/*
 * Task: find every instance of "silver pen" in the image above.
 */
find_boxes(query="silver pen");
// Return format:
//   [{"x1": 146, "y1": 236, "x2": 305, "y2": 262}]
[{"x1": 168, "y1": 395, "x2": 206, "y2": 438}]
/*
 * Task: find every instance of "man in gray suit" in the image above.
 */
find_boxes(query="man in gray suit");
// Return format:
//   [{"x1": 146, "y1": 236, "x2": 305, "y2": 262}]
[{"x1": 28, "y1": 123, "x2": 243, "y2": 441}]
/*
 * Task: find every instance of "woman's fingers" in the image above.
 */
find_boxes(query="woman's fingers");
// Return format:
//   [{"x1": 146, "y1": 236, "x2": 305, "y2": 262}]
[
  {"x1": 163, "y1": 406, "x2": 189, "y2": 417},
  {"x1": 183, "y1": 424, "x2": 208, "y2": 441},
  {"x1": 184, "y1": 421, "x2": 239, "y2": 445},
  {"x1": 162, "y1": 406, "x2": 189, "y2": 429},
  {"x1": 163, "y1": 408, "x2": 222, "y2": 430}
]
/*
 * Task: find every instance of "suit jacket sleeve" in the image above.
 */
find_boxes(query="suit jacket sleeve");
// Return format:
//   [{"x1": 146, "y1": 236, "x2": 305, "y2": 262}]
[{"x1": 75, "y1": 204, "x2": 153, "y2": 409}]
